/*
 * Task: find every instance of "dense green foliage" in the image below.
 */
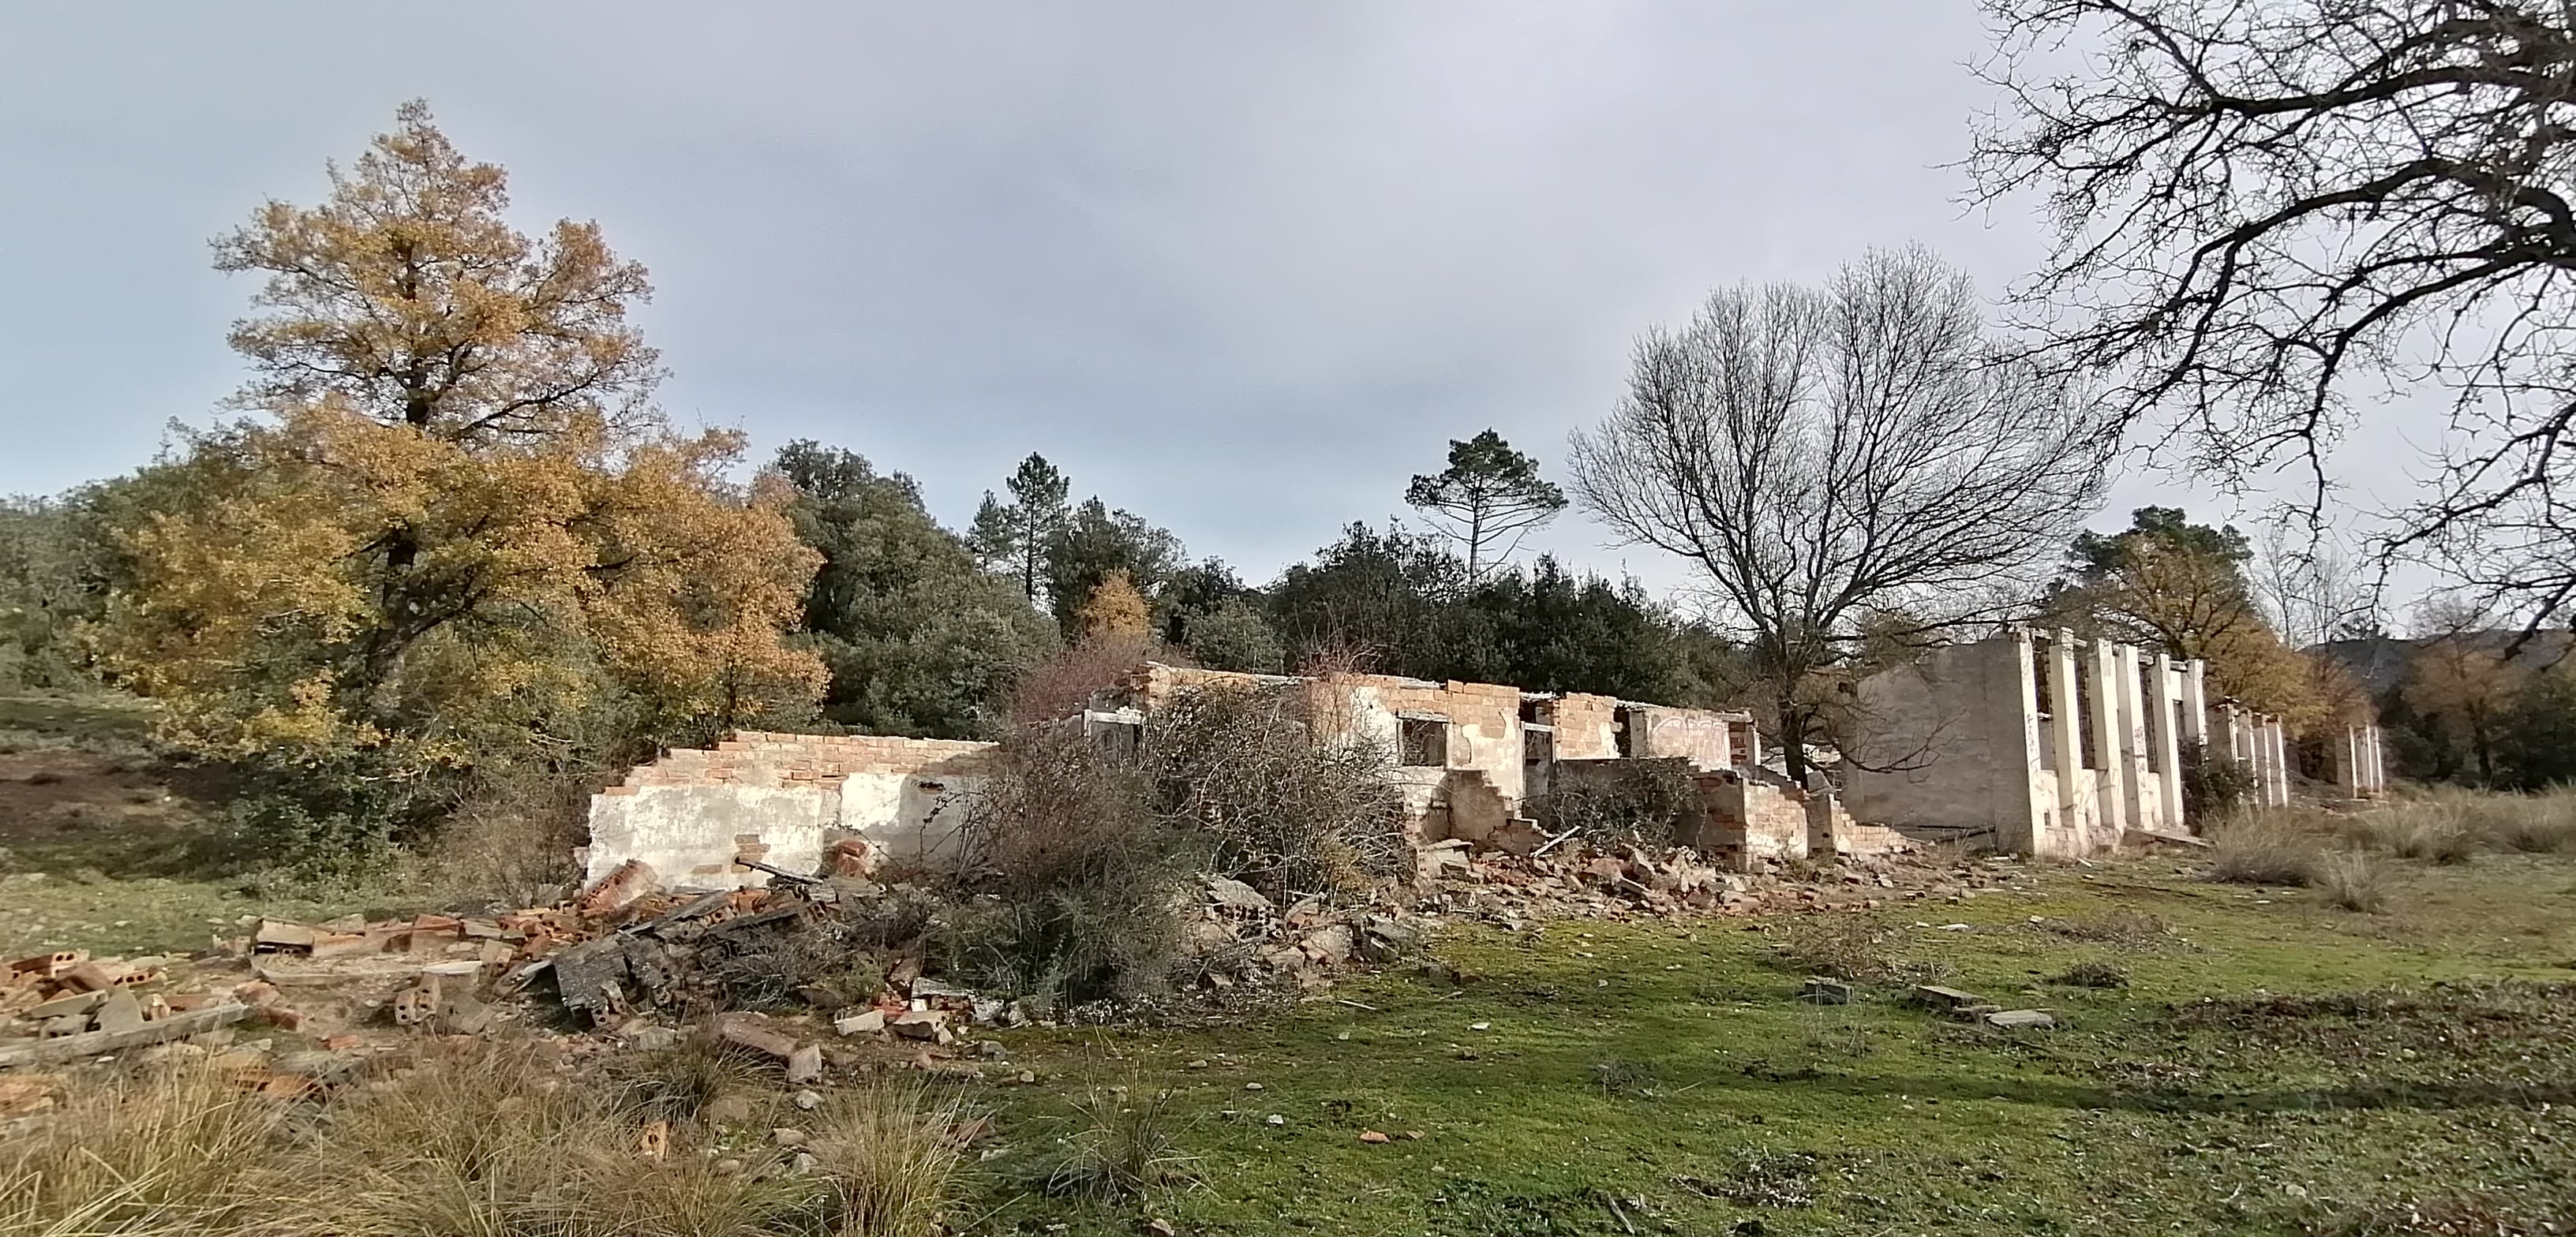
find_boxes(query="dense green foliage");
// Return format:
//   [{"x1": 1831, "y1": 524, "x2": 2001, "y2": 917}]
[
  {"x1": 775, "y1": 441, "x2": 1056, "y2": 740},
  {"x1": 1267, "y1": 523, "x2": 1739, "y2": 703}
]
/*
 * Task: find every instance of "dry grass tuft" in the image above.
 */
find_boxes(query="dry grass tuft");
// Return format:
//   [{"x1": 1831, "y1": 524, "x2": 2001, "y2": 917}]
[
  {"x1": 0, "y1": 1066, "x2": 285, "y2": 1237},
  {"x1": 0, "y1": 1038, "x2": 976, "y2": 1237},
  {"x1": 1042, "y1": 1088, "x2": 1195, "y2": 1200},
  {"x1": 2318, "y1": 850, "x2": 2391, "y2": 914},
  {"x1": 807, "y1": 1082, "x2": 974, "y2": 1237},
  {"x1": 2204, "y1": 815, "x2": 2321, "y2": 886},
  {"x1": 2463, "y1": 791, "x2": 2576, "y2": 854}
]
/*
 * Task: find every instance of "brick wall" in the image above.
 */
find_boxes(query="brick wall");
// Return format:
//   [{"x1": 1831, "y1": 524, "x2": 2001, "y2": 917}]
[{"x1": 585, "y1": 731, "x2": 997, "y2": 891}]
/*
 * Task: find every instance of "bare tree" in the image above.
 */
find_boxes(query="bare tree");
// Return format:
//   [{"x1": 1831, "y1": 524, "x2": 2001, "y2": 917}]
[
  {"x1": 1969, "y1": 0, "x2": 2576, "y2": 641},
  {"x1": 2252, "y1": 522, "x2": 2384, "y2": 651},
  {"x1": 1571, "y1": 246, "x2": 2115, "y2": 781}
]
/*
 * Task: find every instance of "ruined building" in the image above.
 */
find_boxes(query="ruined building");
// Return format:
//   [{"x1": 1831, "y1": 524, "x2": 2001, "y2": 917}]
[
  {"x1": 1841, "y1": 626, "x2": 2385, "y2": 855},
  {"x1": 582, "y1": 663, "x2": 1894, "y2": 891},
  {"x1": 580, "y1": 635, "x2": 2383, "y2": 889}
]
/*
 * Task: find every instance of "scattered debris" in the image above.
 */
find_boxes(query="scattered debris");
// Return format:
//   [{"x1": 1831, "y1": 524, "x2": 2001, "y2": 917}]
[{"x1": 1985, "y1": 1009, "x2": 2057, "y2": 1030}]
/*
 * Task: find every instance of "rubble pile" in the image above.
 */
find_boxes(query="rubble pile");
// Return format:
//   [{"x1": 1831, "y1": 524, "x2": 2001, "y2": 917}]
[{"x1": 0, "y1": 830, "x2": 2044, "y2": 1101}]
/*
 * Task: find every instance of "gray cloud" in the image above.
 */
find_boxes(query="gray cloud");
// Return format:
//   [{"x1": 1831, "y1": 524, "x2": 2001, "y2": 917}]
[{"x1": 0, "y1": 1, "x2": 2446, "y2": 609}]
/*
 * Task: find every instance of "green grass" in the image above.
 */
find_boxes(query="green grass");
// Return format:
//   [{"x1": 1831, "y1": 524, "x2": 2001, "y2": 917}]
[
  {"x1": 965, "y1": 855, "x2": 2576, "y2": 1235},
  {"x1": 2, "y1": 693, "x2": 2571, "y2": 1233},
  {"x1": 0, "y1": 691, "x2": 362, "y2": 959}
]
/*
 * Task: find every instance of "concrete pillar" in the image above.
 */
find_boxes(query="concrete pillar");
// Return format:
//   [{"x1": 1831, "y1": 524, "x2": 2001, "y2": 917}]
[
  {"x1": 2367, "y1": 725, "x2": 2385, "y2": 794},
  {"x1": 1998, "y1": 630, "x2": 2047, "y2": 854},
  {"x1": 2182, "y1": 660, "x2": 2210, "y2": 746},
  {"x1": 2271, "y1": 719, "x2": 2293, "y2": 806},
  {"x1": 2087, "y1": 637, "x2": 2129, "y2": 837},
  {"x1": 2151, "y1": 652, "x2": 2186, "y2": 828},
  {"x1": 2247, "y1": 713, "x2": 2272, "y2": 809},
  {"x1": 2336, "y1": 727, "x2": 2361, "y2": 798},
  {"x1": 2047, "y1": 630, "x2": 2086, "y2": 849},
  {"x1": 2115, "y1": 643, "x2": 2159, "y2": 832}
]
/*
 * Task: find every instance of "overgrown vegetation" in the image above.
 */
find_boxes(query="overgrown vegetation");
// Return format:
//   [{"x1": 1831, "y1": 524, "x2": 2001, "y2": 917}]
[
  {"x1": 1532, "y1": 756, "x2": 1698, "y2": 846},
  {"x1": 940, "y1": 675, "x2": 1409, "y2": 1008},
  {"x1": 0, "y1": 1044, "x2": 972, "y2": 1237}
]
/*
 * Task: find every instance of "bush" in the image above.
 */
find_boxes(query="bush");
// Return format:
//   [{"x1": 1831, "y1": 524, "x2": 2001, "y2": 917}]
[
  {"x1": 1143, "y1": 681, "x2": 1407, "y2": 901},
  {"x1": 2204, "y1": 815, "x2": 2321, "y2": 886},
  {"x1": 1537, "y1": 757, "x2": 1699, "y2": 846},
  {"x1": 2180, "y1": 740, "x2": 2259, "y2": 822},
  {"x1": 943, "y1": 679, "x2": 1411, "y2": 1007},
  {"x1": 942, "y1": 727, "x2": 1191, "y2": 1007},
  {"x1": 2318, "y1": 850, "x2": 2390, "y2": 913}
]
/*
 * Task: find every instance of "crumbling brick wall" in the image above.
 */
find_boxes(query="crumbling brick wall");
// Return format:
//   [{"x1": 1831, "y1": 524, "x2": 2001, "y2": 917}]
[
  {"x1": 585, "y1": 731, "x2": 994, "y2": 891},
  {"x1": 1687, "y1": 770, "x2": 1810, "y2": 869}
]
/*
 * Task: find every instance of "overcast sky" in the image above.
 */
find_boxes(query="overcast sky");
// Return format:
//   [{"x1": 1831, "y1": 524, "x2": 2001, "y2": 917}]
[{"x1": 0, "y1": 2, "x2": 2442, "y2": 612}]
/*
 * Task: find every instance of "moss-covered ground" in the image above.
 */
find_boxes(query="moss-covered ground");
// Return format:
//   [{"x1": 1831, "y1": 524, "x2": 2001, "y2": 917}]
[{"x1": 968, "y1": 854, "x2": 2576, "y2": 1235}]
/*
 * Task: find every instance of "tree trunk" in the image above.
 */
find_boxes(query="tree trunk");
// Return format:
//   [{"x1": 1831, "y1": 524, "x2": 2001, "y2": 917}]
[{"x1": 1776, "y1": 697, "x2": 1808, "y2": 785}]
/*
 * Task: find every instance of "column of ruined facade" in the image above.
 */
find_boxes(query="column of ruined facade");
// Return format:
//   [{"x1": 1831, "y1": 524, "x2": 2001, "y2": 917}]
[
  {"x1": 2115, "y1": 643, "x2": 2161, "y2": 832},
  {"x1": 2151, "y1": 652, "x2": 2186, "y2": 829},
  {"x1": 2087, "y1": 636, "x2": 2130, "y2": 836},
  {"x1": 2047, "y1": 630, "x2": 2087, "y2": 850},
  {"x1": 2182, "y1": 660, "x2": 2210, "y2": 748},
  {"x1": 2271, "y1": 718, "x2": 2293, "y2": 807},
  {"x1": 1998, "y1": 628, "x2": 2050, "y2": 854},
  {"x1": 2367, "y1": 725, "x2": 2386, "y2": 794}
]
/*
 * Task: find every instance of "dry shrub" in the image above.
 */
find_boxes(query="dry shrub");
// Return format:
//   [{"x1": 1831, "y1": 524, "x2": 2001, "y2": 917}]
[
  {"x1": 2050, "y1": 959, "x2": 2129, "y2": 988},
  {"x1": 2318, "y1": 850, "x2": 2391, "y2": 913},
  {"x1": 1144, "y1": 681, "x2": 1406, "y2": 900},
  {"x1": 1006, "y1": 637, "x2": 1158, "y2": 728},
  {"x1": 945, "y1": 678, "x2": 1409, "y2": 1006},
  {"x1": 942, "y1": 727, "x2": 1193, "y2": 1006},
  {"x1": 1537, "y1": 757, "x2": 1698, "y2": 846},
  {"x1": 2204, "y1": 814, "x2": 2322, "y2": 886},
  {"x1": 2461, "y1": 790, "x2": 2576, "y2": 854},
  {"x1": 2037, "y1": 910, "x2": 2173, "y2": 949},
  {"x1": 0, "y1": 1066, "x2": 286, "y2": 1237},
  {"x1": 1769, "y1": 917, "x2": 1940, "y2": 984}
]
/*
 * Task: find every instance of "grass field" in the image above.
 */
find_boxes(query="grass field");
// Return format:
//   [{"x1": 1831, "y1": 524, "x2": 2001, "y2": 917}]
[
  {"x1": 967, "y1": 853, "x2": 2576, "y2": 1235},
  {"x1": 5, "y1": 690, "x2": 2573, "y2": 1235}
]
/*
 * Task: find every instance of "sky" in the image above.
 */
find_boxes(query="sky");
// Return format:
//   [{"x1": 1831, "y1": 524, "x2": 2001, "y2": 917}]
[{"x1": 0, "y1": 2, "x2": 2443, "y2": 616}]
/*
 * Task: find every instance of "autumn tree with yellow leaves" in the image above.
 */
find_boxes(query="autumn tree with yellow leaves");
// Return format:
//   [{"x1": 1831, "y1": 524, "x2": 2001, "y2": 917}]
[
  {"x1": 98, "y1": 103, "x2": 822, "y2": 865},
  {"x1": 2050, "y1": 508, "x2": 2353, "y2": 734}
]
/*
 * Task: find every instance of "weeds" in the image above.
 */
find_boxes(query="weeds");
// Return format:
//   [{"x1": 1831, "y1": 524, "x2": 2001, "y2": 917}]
[
  {"x1": 1042, "y1": 1089, "x2": 1195, "y2": 1199},
  {"x1": 2318, "y1": 850, "x2": 2391, "y2": 913},
  {"x1": 2204, "y1": 815, "x2": 2320, "y2": 886},
  {"x1": 2050, "y1": 959, "x2": 2129, "y2": 988}
]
